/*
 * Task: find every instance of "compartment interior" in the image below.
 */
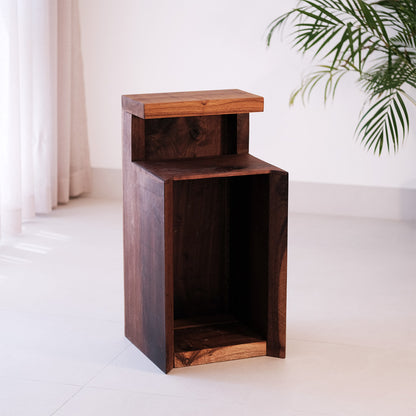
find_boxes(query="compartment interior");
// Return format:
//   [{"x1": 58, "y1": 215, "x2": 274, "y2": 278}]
[
  {"x1": 172, "y1": 174, "x2": 270, "y2": 366},
  {"x1": 144, "y1": 114, "x2": 240, "y2": 161}
]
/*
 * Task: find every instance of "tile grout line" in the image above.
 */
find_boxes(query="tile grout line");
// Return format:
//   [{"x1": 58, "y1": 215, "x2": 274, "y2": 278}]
[
  {"x1": 48, "y1": 344, "x2": 130, "y2": 416},
  {"x1": 0, "y1": 375, "x2": 83, "y2": 389},
  {"x1": 76, "y1": 383, "x2": 248, "y2": 406},
  {"x1": 286, "y1": 336, "x2": 416, "y2": 352}
]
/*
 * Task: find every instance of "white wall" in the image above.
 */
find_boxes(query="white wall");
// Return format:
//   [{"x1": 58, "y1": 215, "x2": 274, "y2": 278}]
[{"x1": 78, "y1": 0, "x2": 416, "y2": 190}]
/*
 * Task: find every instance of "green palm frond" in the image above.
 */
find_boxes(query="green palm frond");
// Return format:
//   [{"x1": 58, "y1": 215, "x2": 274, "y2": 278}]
[
  {"x1": 267, "y1": 0, "x2": 416, "y2": 154},
  {"x1": 289, "y1": 66, "x2": 349, "y2": 104},
  {"x1": 360, "y1": 59, "x2": 416, "y2": 94},
  {"x1": 356, "y1": 91, "x2": 409, "y2": 154}
]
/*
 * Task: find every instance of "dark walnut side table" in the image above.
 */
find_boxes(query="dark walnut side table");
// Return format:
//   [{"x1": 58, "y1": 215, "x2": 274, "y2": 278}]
[{"x1": 122, "y1": 89, "x2": 288, "y2": 373}]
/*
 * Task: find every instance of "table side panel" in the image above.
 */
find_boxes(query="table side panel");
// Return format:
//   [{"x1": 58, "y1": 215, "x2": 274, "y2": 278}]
[
  {"x1": 267, "y1": 170, "x2": 288, "y2": 358},
  {"x1": 123, "y1": 112, "x2": 171, "y2": 373}
]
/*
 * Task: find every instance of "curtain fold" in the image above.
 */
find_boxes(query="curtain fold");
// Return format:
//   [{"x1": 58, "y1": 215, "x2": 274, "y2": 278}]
[{"x1": 0, "y1": 0, "x2": 91, "y2": 238}]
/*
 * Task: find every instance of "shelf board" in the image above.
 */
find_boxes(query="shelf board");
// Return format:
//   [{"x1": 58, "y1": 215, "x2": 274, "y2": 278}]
[
  {"x1": 135, "y1": 153, "x2": 286, "y2": 181},
  {"x1": 174, "y1": 317, "x2": 266, "y2": 368},
  {"x1": 122, "y1": 89, "x2": 264, "y2": 119}
]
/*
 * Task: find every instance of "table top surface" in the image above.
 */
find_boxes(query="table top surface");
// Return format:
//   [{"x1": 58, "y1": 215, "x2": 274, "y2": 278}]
[{"x1": 122, "y1": 89, "x2": 264, "y2": 119}]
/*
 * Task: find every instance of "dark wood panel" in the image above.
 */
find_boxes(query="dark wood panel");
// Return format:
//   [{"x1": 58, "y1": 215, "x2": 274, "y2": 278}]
[
  {"x1": 228, "y1": 177, "x2": 250, "y2": 324},
  {"x1": 246, "y1": 175, "x2": 269, "y2": 338},
  {"x1": 229, "y1": 175, "x2": 269, "y2": 338},
  {"x1": 220, "y1": 114, "x2": 237, "y2": 155},
  {"x1": 173, "y1": 178, "x2": 229, "y2": 319},
  {"x1": 164, "y1": 180, "x2": 174, "y2": 372},
  {"x1": 145, "y1": 116, "x2": 222, "y2": 160},
  {"x1": 142, "y1": 114, "x2": 249, "y2": 162},
  {"x1": 131, "y1": 114, "x2": 145, "y2": 161},
  {"x1": 122, "y1": 89, "x2": 263, "y2": 119},
  {"x1": 136, "y1": 153, "x2": 285, "y2": 181},
  {"x1": 236, "y1": 114, "x2": 249, "y2": 154},
  {"x1": 267, "y1": 170, "x2": 288, "y2": 358},
  {"x1": 128, "y1": 113, "x2": 250, "y2": 162},
  {"x1": 121, "y1": 110, "x2": 145, "y2": 161},
  {"x1": 174, "y1": 314, "x2": 237, "y2": 330},
  {"x1": 123, "y1": 111, "x2": 172, "y2": 373}
]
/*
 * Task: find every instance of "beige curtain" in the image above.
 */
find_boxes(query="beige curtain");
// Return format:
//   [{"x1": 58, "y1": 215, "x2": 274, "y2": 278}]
[{"x1": 0, "y1": 0, "x2": 91, "y2": 237}]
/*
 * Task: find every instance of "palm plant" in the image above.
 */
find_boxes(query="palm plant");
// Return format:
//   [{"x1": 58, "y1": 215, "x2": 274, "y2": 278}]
[{"x1": 267, "y1": 0, "x2": 416, "y2": 154}]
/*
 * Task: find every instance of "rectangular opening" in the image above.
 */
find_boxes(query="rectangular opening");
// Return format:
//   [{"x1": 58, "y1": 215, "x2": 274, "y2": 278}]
[
  {"x1": 144, "y1": 115, "x2": 238, "y2": 161},
  {"x1": 172, "y1": 174, "x2": 269, "y2": 367}
]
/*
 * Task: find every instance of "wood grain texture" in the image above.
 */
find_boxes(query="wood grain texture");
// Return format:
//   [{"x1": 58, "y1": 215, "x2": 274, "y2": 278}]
[
  {"x1": 145, "y1": 115, "x2": 247, "y2": 161},
  {"x1": 164, "y1": 180, "x2": 174, "y2": 372},
  {"x1": 171, "y1": 174, "x2": 272, "y2": 368},
  {"x1": 123, "y1": 111, "x2": 173, "y2": 373},
  {"x1": 130, "y1": 114, "x2": 145, "y2": 161},
  {"x1": 174, "y1": 320, "x2": 266, "y2": 367},
  {"x1": 122, "y1": 90, "x2": 288, "y2": 372},
  {"x1": 236, "y1": 114, "x2": 249, "y2": 154},
  {"x1": 136, "y1": 153, "x2": 285, "y2": 181},
  {"x1": 122, "y1": 89, "x2": 264, "y2": 119},
  {"x1": 173, "y1": 178, "x2": 229, "y2": 319},
  {"x1": 267, "y1": 170, "x2": 288, "y2": 358},
  {"x1": 174, "y1": 342, "x2": 267, "y2": 368},
  {"x1": 126, "y1": 113, "x2": 250, "y2": 162},
  {"x1": 175, "y1": 321, "x2": 265, "y2": 351},
  {"x1": 145, "y1": 116, "x2": 222, "y2": 161},
  {"x1": 174, "y1": 314, "x2": 237, "y2": 330}
]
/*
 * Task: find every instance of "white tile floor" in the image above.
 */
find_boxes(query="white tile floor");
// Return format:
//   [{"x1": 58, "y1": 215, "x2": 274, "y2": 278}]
[{"x1": 1, "y1": 197, "x2": 415, "y2": 416}]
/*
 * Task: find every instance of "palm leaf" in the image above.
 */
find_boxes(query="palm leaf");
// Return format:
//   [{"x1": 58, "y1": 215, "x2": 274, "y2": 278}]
[
  {"x1": 356, "y1": 91, "x2": 409, "y2": 154},
  {"x1": 267, "y1": 0, "x2": 416, "y2": 153}
]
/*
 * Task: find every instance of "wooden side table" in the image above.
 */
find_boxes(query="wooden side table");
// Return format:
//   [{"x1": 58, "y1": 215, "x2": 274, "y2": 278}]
[{"x1": 122, "y1": 89, "x2": 288, "y2": 373}]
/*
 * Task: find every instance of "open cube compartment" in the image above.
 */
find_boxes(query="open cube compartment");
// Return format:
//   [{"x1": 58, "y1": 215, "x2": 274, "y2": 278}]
[{"x1": 173, "y1": 174, "x2": 269, "y2": 367}]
